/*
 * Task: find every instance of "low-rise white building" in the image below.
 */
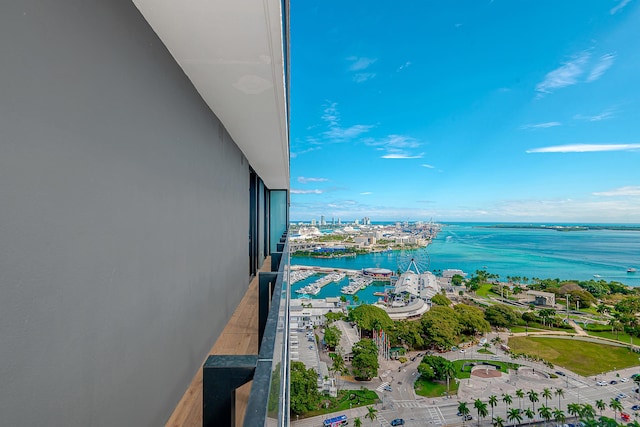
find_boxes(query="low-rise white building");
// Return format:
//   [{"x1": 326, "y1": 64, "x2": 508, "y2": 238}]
[{"x1": 290, "y1": 297, "x2": 344, "y2": 329}]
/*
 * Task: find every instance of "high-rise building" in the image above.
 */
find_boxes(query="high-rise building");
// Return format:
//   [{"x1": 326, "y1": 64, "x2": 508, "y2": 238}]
[
  {"x1": 311, "y1": 219, "x2": 317, "y2": 226},
  {"x1": 0, "y1": 2, "x2": 289, "y2": 426},
  {"x1": 320, "y1": 215, "x2": 326, "y2": 226}
]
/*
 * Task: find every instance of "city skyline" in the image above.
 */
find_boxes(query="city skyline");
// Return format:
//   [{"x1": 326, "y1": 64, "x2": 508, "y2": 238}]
[{"x1": 290, "y1": 0, "x2": 640, "y2": 223}]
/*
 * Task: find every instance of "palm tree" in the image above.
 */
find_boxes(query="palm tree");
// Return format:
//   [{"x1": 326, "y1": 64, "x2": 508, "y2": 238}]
[
  {"x1": 365, "y1": 405, "x2": 378, "y2": 426},
  {"x1": 474, "y1": 399, "x2": 488, "y2": 427},
  {"x1": 554, "y1": 388, "x2": 564, "y2": 408},
  {"x1": 488, "y1": 395, "x2": 498, "y2": 421},
  {"x1": 507, "y1": 408, "x2": 523, "y2": 426},
  {"x1": 524, "y1": 408, "x2": 535, "y2": 423},
  {"x1": 442, "y1": 360, "x2": 455, "y2": 396},
  {"x1": 354, "y1": 417, "x2": 362, "y2": 427},
  {"x1": 458, "y1": 401, "x2": 470, "y2": 426},
  {"x1": 527, "y1": 390, "x2": 539, "y2": 413},
  {"x1": 515, "y1": 389, "x2": 525, "y2": 411},
  {"x1": 502, "y1": 393, "x2": 513, "y2": 411},
  {"x1": 553, "y1": 407, "x2": 566, "y2": 425},
  {"x1": 567, "y1": 402, "x2": 582, "y2": 419},
  {"x1": 493, "y1": 416, "x2": 505, "y2": 427},
  {"x1": 581, "y1": 420, "x2": 599, "y2": 427},
  {"x1": 609, "y1": 398, "x2": 623, "y2": 422},
  {"x1": 580, "y1": 403, "x2": 596, "y2": 420},
  {"x1": 538, "y1": 405, "x2": 552, "y2": 427},
  {"x1": 542, "y1": 388, "x2": 552, "y2": 407},
  {"x1": 595, "y1": 399, "x2": 606, "y2": 417}
]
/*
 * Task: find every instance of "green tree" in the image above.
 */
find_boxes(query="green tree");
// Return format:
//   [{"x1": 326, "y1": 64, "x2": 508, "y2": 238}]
[
  {"x1": 484, "y1": 304, "x2": 519, "y2": 327},
  {"x1": 474, "y1": 399, "x2": 488, "y2": 427},
  {"x1": 554, "y1": 388, "x2": 564, "y2": 408},
  {"x1": 553, "y1": 408, "x2": 566, "y2": 425},
  {"x1": 567, "y1": 402, "x2": 581, "y2": 419},
  {"x1": 390, "y1": 319, "x2": 425, "y2": 350},
  {"x1": 542, "y1": 388, "x2": 552, "y2": 407},
  {"x1": 323, "y1": 325, "x2": 341, "y2": 350},
  {"x1": 524, "y1": 408, "x2": 535, "y2": 423},
  {"x1": 507, "y1": 407, "x2": 523, "y2": 426},
  {"x1": 324, "y1": 311, "x2": 344, "y2": 324},
  {"x1": 493, "y1": 416, "x2": 505, "y2": 427},
  {"x1": 421, "y1": 305, "x2": 461, "y2": 350},
  {"x1": 289, "y1": 361, "x2": 321, "y2": 414},
  {"x1": 455, "y1": 304, "x2": 491, "y2": 335},
  {"x1": 502, "y1": 393, "x2": 513, "y2": 410},
  {"x1": 349, "y1": 304, "x2": 393, "y2": 331},
  {"x1": 488, "y1": 395, "x2": 498, "y2": 421},
  {"x1": 417, "y1": 361, "x2": 435, "y2": 380},
  {"x1": 580, "y1": 403, "x2": 596, "y2": 420},
  {"x1": 609, "y1": 397, "x2": 623, "y2": 422},
  {"x1": 451, "y1": 274, "x2": 464, "y2": 286},
  {"x1": 365, "y1": 406, "x2": 378, "y2": 426},
  {"x1": 528, "y1": 390, "x2": 539, "y2": 413},
  {"x1": 353, "y1": 417, "x2": 362, "y2": 427},
  {"x1": 595, "y1": 399, "x2": 606, "y2": 417},
  {"x1": 458, "y1": 401, "x2": 471, "y2": 425},
  {"x1": 351, "y1": 339, "x2": 379, "y2": 380},
  {"x1": 515, "y1": 389, "x2": 525, "y2": 411},
  {"x1": 432, "y1": 293, "x2": 452, "y2": 306},
  {"x1": 538, "y1": 405, "x2": 552, "y2": 427}
]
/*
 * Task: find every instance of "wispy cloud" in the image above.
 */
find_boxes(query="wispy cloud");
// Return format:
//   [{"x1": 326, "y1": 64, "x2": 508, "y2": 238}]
[
  {"x1": 587, "y1": 53, "x2": 615, "y2": 82},
  {"x1": 291, "y1": 189, "x2": 325, "y2": 194},
  {"x1": 535, "y1": 51, "x2": 616, "y2": 97},
  {"x1": 593, "y1": 186, "x2": 640, "y2": 197},
  {"x1": 324, "y1": 124, "x2": 374, "y2": 140},
  {"x1": 536, "y1": 52, "x2": 590, "y2": 95},
  {"x1": 573, "y1": 109, "x2": 615, "y2": 122},
  {"x1": 360, "y1": 192, "x2": 373, "y2": 195},
  {"x1": 397, "y1": 61, "x2": 412, "y2": 72},
  {"x1": 347, "y1": 56, "x2": 377, "y2": 71},
  {"x1": 381, "y1": 153, "x2": 424, "y2": 159},
  {"x1": 353, "y1": 73, "x2": 377, "y2": 83},
  {"x1": 347, "y1": 56, "x2": 377, "y2": 82},
  {"x1": 520, "y1": 121, "x2": 562, "y2": 130},
  {"x1": 421, "y1": 164, "x2": 435, "y2": 169},
  {"x1": 611, "y1": 0, "x2": 632, "y2": 14},
  {"x1": 319, "y1": 101, "x2": 374, "y2": 142},
  {"x1": 365, "y1": 134, "x2": 424, "y2": 159},
  {"x1": 298, "y1": 176, "x2": 329, "y2": 184},
  {"x1": 526, "y1": 143, "x2": 640, "y2": 153}
]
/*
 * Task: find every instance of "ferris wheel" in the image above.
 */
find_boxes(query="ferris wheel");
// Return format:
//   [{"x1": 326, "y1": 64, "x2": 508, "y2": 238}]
[{"x1": 395, "y1": 250, "x2": 430, "y2": 274}]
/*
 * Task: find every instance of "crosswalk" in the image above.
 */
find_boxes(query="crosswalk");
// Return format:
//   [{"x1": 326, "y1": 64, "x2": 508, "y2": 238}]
[{"x1": 376, "y1": 382, "x2": 390, "y2": 392}]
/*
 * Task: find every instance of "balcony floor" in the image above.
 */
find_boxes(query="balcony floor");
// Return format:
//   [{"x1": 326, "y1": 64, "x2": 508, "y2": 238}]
[{"x1": 165, "y1": 258, "x2": 270, "y2": 427}]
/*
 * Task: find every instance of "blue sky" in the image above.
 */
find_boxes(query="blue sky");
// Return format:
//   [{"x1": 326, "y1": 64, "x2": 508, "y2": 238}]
[{"x1": 289, "y1": 0, "x2": 640, "y2": 223}]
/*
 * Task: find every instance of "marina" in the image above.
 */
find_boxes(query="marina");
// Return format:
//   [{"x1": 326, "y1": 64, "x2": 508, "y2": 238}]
[{"x1": 295, "y1": 272, "x2": 346, "y2": 295}]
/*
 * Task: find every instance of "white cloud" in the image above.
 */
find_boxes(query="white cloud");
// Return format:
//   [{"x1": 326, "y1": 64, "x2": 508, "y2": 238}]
[
  {"x1": 366, "y1": 134, "x2": 421, "y2": 149},
  {"x1": 587, "y1": 53, "x2": 615, "y2": 82},
  {"x1": 611, "y1": 0, "x2": 632, "y2": 14},
  {"x1": 347, "y1": 56, "x2": 377, "y2": 71},
  {"x1": 360, "y1": 192, "x2": 373, "y2": 195},
  {"x1": 291, "y1": 189, "x2": 325, "y2": 194},
  {"x1": 520, "y1": 121, "x2": 562, "y2": 130},
  {"x1": 526, "y1": 143, "x2": 640, "y2": 153},
  {"x1": 397, "y1": 61, "x2": 412, "y2": 71},
  {"x1": 298, "y1": 176, "x2": 329, "y2": 184},
  {"x1": 324, "y1": 124, "x2": 374, "y2": 140},
  {"x1": 321, "y1": 102, "x2": 339, "y2": 126},
  {"x1": 381, "y1": 153, "x2": 424, "y2": 159},
  {"x1": 421, "y1": 164, "x2": 435, "y2": 169},
  {"x1": 593, "y1": 186, "x2": 640, "y2": 197},
  {"x1": 353, "y1": 73, "x2": 377, "y2": 83},
  {"x1": 535, "y1": 52, "x2": 590, "y2": 95},
  {"x1": 573, "y1": 110, "x2": 615, "y2": 121}
]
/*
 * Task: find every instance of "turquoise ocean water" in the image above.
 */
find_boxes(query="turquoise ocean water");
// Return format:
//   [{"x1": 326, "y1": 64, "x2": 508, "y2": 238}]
[{"x1": 291, "y1": 223, "x2": 640, "y2": 302}]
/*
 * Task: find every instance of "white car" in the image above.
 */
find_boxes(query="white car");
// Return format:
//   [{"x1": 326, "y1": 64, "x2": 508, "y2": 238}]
[
  {"x1": 622, "y1": 377, "x2": 630, "y2": 382},
  {"x1": 460, "y1": 349, "x2": 466, "y2": 353},
  {"x1": 596, "y1": 381, "x2": 608, "y2": 386}
]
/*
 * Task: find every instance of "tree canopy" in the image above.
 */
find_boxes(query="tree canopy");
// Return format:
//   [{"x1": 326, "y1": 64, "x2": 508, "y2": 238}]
[
  {"x1": 349, "y1": 304, "x2": 393, "y2": 331},
  {"x1": 422, "y1": 305, "x2": 461, "y2": 350},
  {"x1": 290, "y1": 361, "x2": 321, "y2": 414},
  {"x1": 484, "y1": 304, "x2": 520, "y2": 327},
  {"x1": 431, "y1": 293, "x2": 452, "y2": 306},
  {"x1": 351, "y1": 338, "x2": 379, "y2": 380}
]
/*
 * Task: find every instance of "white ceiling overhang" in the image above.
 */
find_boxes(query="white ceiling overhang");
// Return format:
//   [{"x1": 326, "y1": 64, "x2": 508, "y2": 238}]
[{"x1": 132, "y1": 0, "x2": 289, "y2": 190}]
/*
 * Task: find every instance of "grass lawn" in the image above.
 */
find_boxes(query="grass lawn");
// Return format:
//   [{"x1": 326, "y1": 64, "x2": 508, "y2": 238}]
[
  {"x1": 477, "y1": 348, "x2": 494, "y2": 354},
  {"x1": 302, "y1": 389, "x2": 379, "y2": 417},
  {"x1": 508, "y1": 336, "x2": 640, "y2": 376},
  {"x1": 586, "y1": 330, "x2": 634, "y2": 344},
  {"x1": 414, "y1": 377, "x2": 459, "y2": 397},
  {"x1": 475, "y1": 284, "x2": 493, "y2": 297}
]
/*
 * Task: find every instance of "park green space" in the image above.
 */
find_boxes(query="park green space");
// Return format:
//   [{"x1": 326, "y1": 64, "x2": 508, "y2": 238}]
[
  {"x1": 302, "y1": 389, "x2": 378, "y2": 417},
  {"x1": 508, "y1": 336, "x2": 640, "y2": 376}
]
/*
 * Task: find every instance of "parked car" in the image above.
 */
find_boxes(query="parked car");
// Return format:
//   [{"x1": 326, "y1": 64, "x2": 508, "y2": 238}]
[
  {"x1": 610, "y1": 380, "x2": 618, "y2": 385},
  {"x1": 555, "y1": 371, "x2": 566, "y2": 376},
  {"x1": 621, "y1": 377, "x2": 630, "y2": 382},
  {"x1": 596, "y1": 381, "x2": 608, "y2": 386},
  {"x1": 390, "y1": 419, "x2": 405, "y2": 426},
  {"x1": 631, "y1": 404, "x2": 640, "y2": 411},
  {"x1": 616, "y1": 393, "x2": 628, "y2": 399},
  {"x1": 463, "y1": 415, "x2": 473, "y2": 421},
  {"x1": 621, "y1": 412, "x2": 631, "y2": 422}
]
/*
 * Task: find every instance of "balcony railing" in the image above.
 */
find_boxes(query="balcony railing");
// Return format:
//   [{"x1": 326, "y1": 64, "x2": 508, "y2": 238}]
[{"x1": 203, "y1": 232, "x2": 290, "y2": 427}]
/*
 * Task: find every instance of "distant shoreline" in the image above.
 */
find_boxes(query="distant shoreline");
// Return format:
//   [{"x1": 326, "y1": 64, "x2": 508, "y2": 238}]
[{"x1": 478, "y1": 224, "x2": 640, "y2": 232}]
